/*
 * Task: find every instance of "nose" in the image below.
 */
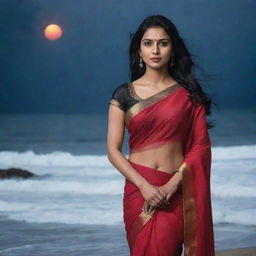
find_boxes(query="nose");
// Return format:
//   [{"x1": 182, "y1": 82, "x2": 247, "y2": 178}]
[{"x1": 152, "y1": 42, "x2": 159, "y2": 54}]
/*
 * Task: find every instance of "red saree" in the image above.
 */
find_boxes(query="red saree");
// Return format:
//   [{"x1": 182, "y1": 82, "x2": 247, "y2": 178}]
[{"x1": 123, "y1": 83, "x2": 215, "y2": 256}]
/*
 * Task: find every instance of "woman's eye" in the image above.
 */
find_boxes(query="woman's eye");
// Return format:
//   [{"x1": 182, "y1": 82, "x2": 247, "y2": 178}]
[
  {"x1": 160, "y1": 41, "x2": 168, "y2": 46},
  {"x1": 144, "y1": 41, "x2": 168, "y2": 46}
]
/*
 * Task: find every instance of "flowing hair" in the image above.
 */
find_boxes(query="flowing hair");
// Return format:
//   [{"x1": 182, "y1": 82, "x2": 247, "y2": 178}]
[{"x1": 129, "y1": 15, "x2": 216, "y2": 129}]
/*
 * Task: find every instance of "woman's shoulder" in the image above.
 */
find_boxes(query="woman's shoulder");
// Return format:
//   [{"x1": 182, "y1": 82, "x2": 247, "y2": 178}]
[{"x1": 109, "y1": 82, "x2": 130, "y2": 112}]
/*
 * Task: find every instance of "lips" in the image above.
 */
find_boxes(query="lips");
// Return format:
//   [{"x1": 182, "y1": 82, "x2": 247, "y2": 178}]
[{"x1": 150, "y1": 58, "x2": 161, "y2": 62}]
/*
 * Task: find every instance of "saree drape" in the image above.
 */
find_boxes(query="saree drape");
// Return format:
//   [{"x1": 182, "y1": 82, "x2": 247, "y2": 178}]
[{"x1": 123, "y1": 83, "x2": 215, "y2": 256}]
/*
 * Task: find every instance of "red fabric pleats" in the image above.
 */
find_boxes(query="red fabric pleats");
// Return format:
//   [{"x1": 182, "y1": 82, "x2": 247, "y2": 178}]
[{"x1": 123, "y1": 160, "x2": 184, "y2": 256}]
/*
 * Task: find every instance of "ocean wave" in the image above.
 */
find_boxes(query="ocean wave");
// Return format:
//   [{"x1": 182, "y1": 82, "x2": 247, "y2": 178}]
[
  {"x1": 212, "y1": 184, "x2": 256, "y2": 198},
  {"x1": 0, "y1": 150, "x2": 111, "y2": 168},
  {"x1": 0, "y1": 179, "x2": 123, "y2": 195},
  {"x1": 0, "y1": 144, "x2": 255, "y2": 169},
  {"x1": 213, "y1": 208, "x2": 256, "y2": 226},
  {"x1": 212, "y1": 145, "x2": 256, "y2": 161},
  {"x1": 1, "y1": 199, "x2": 255, "y2": 226},
  {"x1": 0, "y1": 199, "x2": 123, "y2": 225}
]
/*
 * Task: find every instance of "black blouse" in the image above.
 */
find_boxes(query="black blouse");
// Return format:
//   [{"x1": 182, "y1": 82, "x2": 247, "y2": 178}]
[{"x1": 108, "y1": 83, "x2": 140, "y2": 113}]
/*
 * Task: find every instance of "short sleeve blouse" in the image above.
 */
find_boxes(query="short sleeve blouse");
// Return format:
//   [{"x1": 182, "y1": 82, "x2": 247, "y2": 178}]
[{"x1": 109, "y1": 83, "x2": 139, "y2": 113}]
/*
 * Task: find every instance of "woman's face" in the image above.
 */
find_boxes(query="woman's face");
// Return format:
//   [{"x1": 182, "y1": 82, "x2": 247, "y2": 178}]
[{"x1": 139, "y1": 26, "x2": 173, "y2": 70}]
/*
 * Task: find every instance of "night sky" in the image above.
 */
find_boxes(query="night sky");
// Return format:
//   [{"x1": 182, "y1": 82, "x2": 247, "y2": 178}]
[{"x1": 0, "y1": 0, "x2": 255, "y2": 113}]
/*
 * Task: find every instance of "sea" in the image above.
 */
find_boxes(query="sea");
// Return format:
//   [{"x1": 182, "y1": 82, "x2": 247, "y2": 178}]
[{"x1": 0, "y1": 109, "x2": 255, "y2": 255}]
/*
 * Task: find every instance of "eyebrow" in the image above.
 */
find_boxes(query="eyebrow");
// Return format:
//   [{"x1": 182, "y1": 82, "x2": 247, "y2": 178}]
[{"x1": 142, "y1": 38, "x2": 169, "y2": 41}]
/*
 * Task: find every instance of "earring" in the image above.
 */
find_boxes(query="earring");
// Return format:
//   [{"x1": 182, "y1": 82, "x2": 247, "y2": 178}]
[{"x1": 139, "y1": 56, "x2": 144, "y2": 68}]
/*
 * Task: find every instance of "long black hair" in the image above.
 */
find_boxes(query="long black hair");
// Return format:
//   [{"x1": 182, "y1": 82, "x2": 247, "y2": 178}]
[{"x1": 129, "y1": 15, "x2": 216, "y2": 129}]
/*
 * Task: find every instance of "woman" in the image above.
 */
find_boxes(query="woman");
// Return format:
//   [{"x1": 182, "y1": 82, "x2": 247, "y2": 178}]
[{"x1": 107, "y1": 15, "x2": 216, "y2": 256}]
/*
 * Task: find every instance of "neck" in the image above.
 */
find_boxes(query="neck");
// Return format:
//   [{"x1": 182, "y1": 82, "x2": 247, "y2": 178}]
[{"x1": 142, "y1": 66, "x2": 173, "y2": 86}]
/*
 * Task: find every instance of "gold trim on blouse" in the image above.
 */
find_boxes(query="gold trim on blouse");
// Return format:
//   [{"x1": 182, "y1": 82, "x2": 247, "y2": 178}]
[{"x1": 109, "y1": 99, "x2": 124, "y2": 111}]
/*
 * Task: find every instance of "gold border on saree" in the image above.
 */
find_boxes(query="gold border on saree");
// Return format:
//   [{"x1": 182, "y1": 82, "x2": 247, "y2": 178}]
[
  {"x1": 182, "y1": 162, "x2": 198, "y2": 256},
  {"x1": 125, "y1": 83, "x2": 182, "y2": 128}
]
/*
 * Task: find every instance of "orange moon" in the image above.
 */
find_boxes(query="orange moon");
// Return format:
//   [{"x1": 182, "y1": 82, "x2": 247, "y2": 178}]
[{"x1": 44, "y1": 24, "x2": 62, "y2": 40}]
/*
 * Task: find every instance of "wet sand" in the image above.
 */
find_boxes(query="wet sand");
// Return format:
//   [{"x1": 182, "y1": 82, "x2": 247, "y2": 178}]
[{"x1": 216, "y1": 247, "x2": 256, "y2": 256}]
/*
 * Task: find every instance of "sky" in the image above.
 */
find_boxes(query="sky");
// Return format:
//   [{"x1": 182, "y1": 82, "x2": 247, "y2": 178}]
[{"x1": 0, "y1": 0, "x2": 255, "y2": 113}]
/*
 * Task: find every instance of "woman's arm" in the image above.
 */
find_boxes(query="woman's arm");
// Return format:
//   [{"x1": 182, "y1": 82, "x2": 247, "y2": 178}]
[
  {"x1": 107, "y1": 104, "x2": 167, "y2": 208},
  {"x1": 107, "y1": 104, "x2": 148, "y2": 188},
  {"x1": 165, "y1": 162, "x2": 188, "y2": 188}
]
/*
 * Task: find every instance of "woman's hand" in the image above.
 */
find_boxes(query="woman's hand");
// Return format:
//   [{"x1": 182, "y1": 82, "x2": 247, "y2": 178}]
[
  {"x1": 144, "y1": 179, "x2": 180, "y2": 211},
  {"x1": 140, "y1": 171, "x2": 182, "y2": 212},
  {"x1": 142, "y1": 200, "x2": 156, "y2": 214},
  {"x1": 139, "y1": 181, "x2": 169, "y2": 209},
  {"x1": 157, "y1": 181, "x2": 179, "y2": 206},
  {"x1": 141, "y1": 182, "x2": 179, "y2": 214}
]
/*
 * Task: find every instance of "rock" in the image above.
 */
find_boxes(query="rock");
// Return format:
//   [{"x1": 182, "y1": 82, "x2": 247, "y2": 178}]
[{"x1": 0, "y1": 168, "x2": 36, "y2": 179}]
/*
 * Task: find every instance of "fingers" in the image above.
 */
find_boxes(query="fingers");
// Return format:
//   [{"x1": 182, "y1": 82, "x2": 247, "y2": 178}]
[
  {"x1": 161, "y1": 199, "x2": 169, "y2": 208},
  {"x1": 142, "y1": 201, "x2": 146, "y2": 212},
  {"x1": 154, "y1": 189, "x2": 169, "y2": 208},
  {"x1": 156, "y1": 198, "x2": 169, "y2": 208},
  {"x1": 148, "y1": 204, "x2": 155, "y2": 213},
  {"x1": 155, "y1": 189, "x2": 165, "y2": 202},
  {"x1": 143, "y1": 198, "x2": 169, "y2": 213},
  {"x1": 145, "y1": 204, "x2": 155, "y2": 214},
  {"x1": 147, "y1": 190, "x2": 162, "y2": 208},
  {"x1": 145, "y1": 201, "x2": 150, "y2": 212},
  {"x1": 142, "y1": 201, "x2": 154, "y2": 214},
  {"x1": 143, "y1": 187, "x2": 172, "y2": 210},
  {"x1": 152, "y1": 193, "x2": 170, "y2": 209},
  {"x1": 147, "y1": 198, "x2": 168, "y2": 209},
  {"x1": 158, "y1": 191, "x2": 169, "y2": 208}
]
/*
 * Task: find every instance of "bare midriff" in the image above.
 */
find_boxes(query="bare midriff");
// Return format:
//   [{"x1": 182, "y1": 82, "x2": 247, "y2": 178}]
[{"x1": 128, "y1": 141, "x2": 184, "y2": 174}]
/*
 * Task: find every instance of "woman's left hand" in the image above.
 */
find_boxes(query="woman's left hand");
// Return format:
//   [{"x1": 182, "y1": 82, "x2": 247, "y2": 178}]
[
  {"x1": 158, "y1": 171, "x2": 183, "y2": 207},
  {"x1": 156, "y1": 181, "x2": 179, "y2": 208},
  {"x1": 142, "y1": 182, "x2": 178, "y2": 213},
  {"x1": 142, "y1": 178, "x2": 181, "y2": 213},
  {"x1": 153, "y1": 181, "x2": 179, "y2": 209}
]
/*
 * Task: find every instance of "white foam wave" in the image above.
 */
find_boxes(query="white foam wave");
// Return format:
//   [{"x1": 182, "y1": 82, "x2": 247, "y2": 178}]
[
  {"x1": 212, "y1": 145, "x2": 256, "y2": 161},
  {"x1": 0, "y1": 150, "x2": 114, "y2": 168},
  {"x1": 212, "y1": 183, "x2": 256, "y2": 198},
  {"x1": 0, "y1": 201, "x2": 33, "y2": 211},
  {"x1": 0, "y1": 145, "x2": 255, "y2": 226},
  {"x1": 0, "y1": 179, "x2": 124, "y2": 195},
  {"x1": 1, "y1": 199, "x2": 255, "y2": 226},
  {"x1": 0, "y1": 145, "x2": 255, "y2": 170},
  {"x1": 0, "y1": 200, "x2": 123, "y2": 225}
]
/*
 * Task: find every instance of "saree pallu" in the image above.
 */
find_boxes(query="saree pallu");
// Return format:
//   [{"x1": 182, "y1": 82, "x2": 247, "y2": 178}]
[{"x1": 124, "y1": 83, "x2": 215, "y2": 256}]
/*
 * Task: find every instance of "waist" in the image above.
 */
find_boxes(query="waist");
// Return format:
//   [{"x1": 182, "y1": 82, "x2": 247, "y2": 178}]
[
  {"x1": 128, "y1": 150, "x2": 184, "y2": 174},
  {"x1": 128, "y1": 141, "x2": 184, "y2": 174}
]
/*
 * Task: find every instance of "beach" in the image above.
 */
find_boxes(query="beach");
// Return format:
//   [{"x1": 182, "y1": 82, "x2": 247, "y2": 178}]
[
  {"x1": 0, "y1": 113, "x2": 255, "y2": 255},
  {"x1": 216, "y1": 247, "x2": 256, "y2": 256}
]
